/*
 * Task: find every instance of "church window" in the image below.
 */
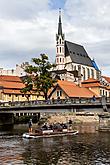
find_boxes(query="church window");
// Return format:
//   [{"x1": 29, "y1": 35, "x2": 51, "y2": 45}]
[
  {"x1": 91, "y1": 69, "x2": 94, "y2": 78},
  {"x1": 87, "y1": 68, "x2": 90, "y2": 78},
  {"x1": 60, "y1": 58, "x2": 61, "y2": 62},
  {"x1": 60, "y1": 47, "x2": 61, "y2": 53},
  {"x1": 57, "y1": 47, "x2": 58, "y2": 53},
  {"x1": 60, "y1": 39, "x2": 61, "y2": 44},
  {"x1": 83, "y1": 67, "x2": 86, "y2": 80},
  {"x1": 57, "y1": 58, "x2": 59, "y2": 63}
]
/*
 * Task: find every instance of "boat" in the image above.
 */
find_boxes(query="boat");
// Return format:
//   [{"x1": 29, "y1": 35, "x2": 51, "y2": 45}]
[{"x1": 22, "y1": 129, "x2": 78, "y2": 139}]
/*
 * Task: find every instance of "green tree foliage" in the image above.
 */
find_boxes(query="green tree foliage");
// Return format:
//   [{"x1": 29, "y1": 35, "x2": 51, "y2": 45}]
[{"x1": 22, "y1": 54, "x2": 56, "y2": 100}]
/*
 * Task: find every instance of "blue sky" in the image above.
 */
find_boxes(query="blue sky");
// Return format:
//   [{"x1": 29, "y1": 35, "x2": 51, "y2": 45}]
[
  {"x1": 50, "y1": 0, "x2": 66, "y2": 9},
  {"x1": 0, "y1": 0, "x2": 110, "y2": 76}
]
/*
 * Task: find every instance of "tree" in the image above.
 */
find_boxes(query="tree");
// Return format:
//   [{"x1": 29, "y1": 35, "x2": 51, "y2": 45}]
[{"x1": 22, "y1": 54, "x2": 57, "y2": 100}]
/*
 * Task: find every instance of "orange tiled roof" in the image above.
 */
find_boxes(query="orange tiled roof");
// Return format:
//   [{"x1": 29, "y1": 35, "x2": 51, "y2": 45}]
[
  {"x1": 0, "y1": 81, "x2": 25, "y2": 89},
  {"x1": 102, "y1": 76, "x2": 110, "y2": 83},
  {"x1": 82, "y1": 82, "x2": 102, "y2": 88},
  {"x1": 57, "y1": 80, "x2": 96, "y2": 98},
  {"x1": 82, "y1": 78, "x2": 99, "y2": 83},
  {"x1": 0, "y1": 75, "x2": 22, "y2": 82}
]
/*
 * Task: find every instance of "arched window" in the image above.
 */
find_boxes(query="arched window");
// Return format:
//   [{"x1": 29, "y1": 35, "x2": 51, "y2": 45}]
[
  {"x1": 60, "y1": 58, "x2": 61, "y2": 63},
  {"x1": 60, "y1": 39, "x2": 61, "y2": 44},
  {"x1": 57, "y1": 47, "x2": 58, "y2": 53},
  {"x1": 60, "y1": 47, "x2": 61, "y2": 53}
]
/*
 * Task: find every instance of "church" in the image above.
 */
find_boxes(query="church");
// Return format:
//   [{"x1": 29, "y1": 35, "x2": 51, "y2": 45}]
[{"x1": 52, "y1": 9, "x2": 101, "y2": 85}]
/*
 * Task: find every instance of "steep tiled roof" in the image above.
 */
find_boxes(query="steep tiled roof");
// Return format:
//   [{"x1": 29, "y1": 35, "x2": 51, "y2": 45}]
[
  {"x1": 0, "y1": 75, "x2": 22, "y2": 82},
  {"x1": 65, "y1": 41, "x2": 93, "y2": 67},
  {"x1": 57, "y1": 80, "x2": 96, "y2": 98}
]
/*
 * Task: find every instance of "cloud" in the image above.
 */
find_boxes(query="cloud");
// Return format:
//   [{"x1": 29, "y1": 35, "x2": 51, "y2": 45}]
[{"x1": 0, "y1": 0, "x2": 110, "y2": 76}]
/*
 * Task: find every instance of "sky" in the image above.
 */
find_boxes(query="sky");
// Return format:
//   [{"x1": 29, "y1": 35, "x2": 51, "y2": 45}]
[{"x1": 0, "y1": 0, "x2": 110, "y2": 76}]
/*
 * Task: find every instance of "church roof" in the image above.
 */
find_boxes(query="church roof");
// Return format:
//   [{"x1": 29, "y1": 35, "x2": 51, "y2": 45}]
[
  {"x1": 65, "y1": 41, "x2": 93, "y2": 67},
  {"x1": 92, "y1": 60, "x2": 100, "y2": 71}
]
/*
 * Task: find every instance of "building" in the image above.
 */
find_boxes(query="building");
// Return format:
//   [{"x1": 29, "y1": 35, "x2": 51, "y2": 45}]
[
  {"x1": 49, "y1": 80, "x2": 97, "y2": 100},
  {"x1": 0, "y1": 62, "x2": 28, "y2": 77},
  {"x1": 0, "y1": 75, "x2": 43, "y2": 102},
  {"x1": 52, "y1": 9, "x2": 101, "y2": 84},
  {"x1": 82, "y1": 78, "x2": 110, "y2": 97}
]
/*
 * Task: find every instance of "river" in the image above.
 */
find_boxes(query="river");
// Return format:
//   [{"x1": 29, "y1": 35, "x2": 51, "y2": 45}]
[{"x1": 0, "y1": 124, "x2": 110, "y2": 165}]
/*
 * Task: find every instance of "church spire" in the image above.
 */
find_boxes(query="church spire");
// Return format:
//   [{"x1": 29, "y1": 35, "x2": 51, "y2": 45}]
[{"x1": 58, "y1": 8, "x2": 62, "y2": 35}]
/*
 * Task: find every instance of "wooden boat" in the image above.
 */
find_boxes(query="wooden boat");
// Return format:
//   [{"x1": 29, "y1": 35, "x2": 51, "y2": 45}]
[{"x1": 22, "y1": 129, "x2": 78, "y2": 139}]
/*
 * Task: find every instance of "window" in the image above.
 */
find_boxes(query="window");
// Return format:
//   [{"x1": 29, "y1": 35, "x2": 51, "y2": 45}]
[
  {"x1": 57, "y1": 58, "x2": 59, "y2": 63},
  {"x1": 9, "y1": 94, "x2": 11, "y2": 97},
  {"x1": 57, "y1": 47, "x2": 58, "y2": 53},
  {"x1": 57, "y1": 90, "x2": 62, "y2": 97},
  {"x1": 87, "y1": 68, "x2": 90, "y2": 78},
  {"x1": 60, "y1": 39, "x2": 61, "y2": 44},
  {"x1": 22, "y1": 94, "x2": 24, "y2": 97},
  {"x1": 60, "y1": 90, "x2": 62, "y2": 97},
  {"x1": 91, "y1": 69, "x2": 94, "y2": 78},
  {"x1": 60, "y1": 58, "x2": 61, "y2": 63},
  {"x1": 16, "y1": 95, "x2": 18, "y2": 97},
  {"x1": 100, "y1": 90, "x2": 102, "y2": 96},
  {"x1": 60, "y1": 47, "x2": 61, "y2": 53},
  {"x1": 83, "y1": 67, "x2": 86, "y2": 80},
  {"x1": 103, "y1": 90, "x2": 104, "y2": 96}
]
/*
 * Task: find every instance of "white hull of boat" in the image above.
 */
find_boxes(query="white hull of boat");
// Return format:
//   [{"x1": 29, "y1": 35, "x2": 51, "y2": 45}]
[{"x1": 22, "y1": 130, "x2": 78, "y2": 139}]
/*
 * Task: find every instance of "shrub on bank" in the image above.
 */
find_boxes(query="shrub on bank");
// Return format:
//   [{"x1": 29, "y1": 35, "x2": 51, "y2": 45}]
[{"x1": 14, "y1": 115, "x2": 39, "y2": 124}]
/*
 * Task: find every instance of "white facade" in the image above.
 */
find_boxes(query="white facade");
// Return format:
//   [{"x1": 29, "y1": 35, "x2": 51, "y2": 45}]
[
  {"x1": 54, "y1": 10, "x2": 101, "y2": 83},
  {"x1": 56, "y1": 34, "x2": 65, "y2": 70},
  {"x1": 0, "y1": 62, "x2": 28, "y2": 77}
]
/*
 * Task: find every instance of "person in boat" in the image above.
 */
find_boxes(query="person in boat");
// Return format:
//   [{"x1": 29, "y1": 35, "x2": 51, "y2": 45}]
[{"x1": 28, "y1": 119, "x2": 33, "y2": 133}]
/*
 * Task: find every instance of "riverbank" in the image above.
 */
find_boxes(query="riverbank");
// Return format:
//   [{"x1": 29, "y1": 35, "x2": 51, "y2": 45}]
[{"x1": 47, "y1": 112, "x2": 99, "y2": 124}]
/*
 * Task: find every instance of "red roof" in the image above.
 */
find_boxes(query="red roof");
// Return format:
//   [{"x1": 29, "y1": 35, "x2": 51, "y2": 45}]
[
  {"x1": 57, "y1": 80, "x2": 96, "y2": 98},
  {"x1": 0, "y1": 75, "x2": 22, "y2": 82},
  {"x1": 103, "y1": 76, "x2": 110, "y2": 83}
]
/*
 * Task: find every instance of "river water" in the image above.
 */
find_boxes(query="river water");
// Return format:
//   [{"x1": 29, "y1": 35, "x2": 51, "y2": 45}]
[{"x1": 0, "y1": 124, "x2": 110, "y2": 165}]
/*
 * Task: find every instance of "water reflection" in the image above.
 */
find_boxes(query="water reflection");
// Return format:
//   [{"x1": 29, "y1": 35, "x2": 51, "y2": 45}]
[
  {"x1": 22, "y1": 134, "x2": 110, "y2": 165},
  {"x1": 0, "y1": 125, "x2": 110, "y2": 165}
]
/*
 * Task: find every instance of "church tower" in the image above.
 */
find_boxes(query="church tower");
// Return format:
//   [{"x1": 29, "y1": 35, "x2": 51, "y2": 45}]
[{"x1": 56, "y1": 9, "x2": 65, "y2": 70}]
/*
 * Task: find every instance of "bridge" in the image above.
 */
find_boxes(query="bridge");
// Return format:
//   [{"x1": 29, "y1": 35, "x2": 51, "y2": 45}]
[
  {"x1": 0, "y1": 96, "x2": 110, "y2": 126},
  {"x1": 0, "y1": 96, "x2": 110, "y2": 114}
]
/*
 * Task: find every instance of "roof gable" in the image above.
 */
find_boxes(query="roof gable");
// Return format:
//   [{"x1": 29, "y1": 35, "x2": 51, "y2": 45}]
[{"x1": 50, "y1": 80, "x2": 96, "y2": 98}]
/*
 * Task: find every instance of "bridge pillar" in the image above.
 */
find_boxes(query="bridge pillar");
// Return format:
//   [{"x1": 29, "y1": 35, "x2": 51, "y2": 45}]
[{"x1": 0, "y1": 113, "x2": 14, "y2": 126}]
